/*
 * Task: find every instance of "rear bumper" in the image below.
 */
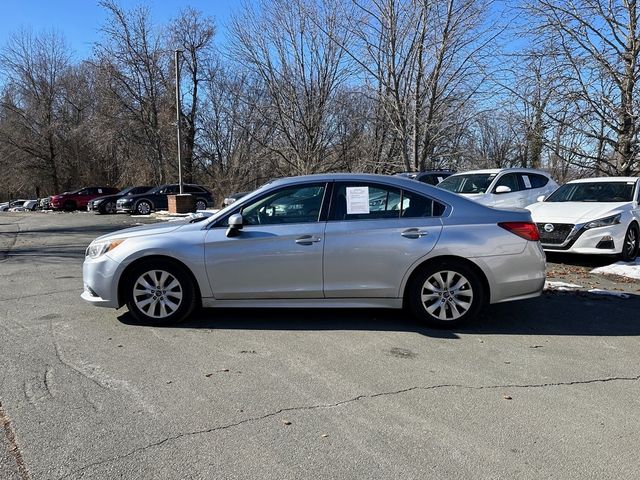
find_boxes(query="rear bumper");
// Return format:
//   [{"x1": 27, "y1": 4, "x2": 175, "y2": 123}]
[{"x1": 474, "y1": 241, "x2": 546, "y2": 304}]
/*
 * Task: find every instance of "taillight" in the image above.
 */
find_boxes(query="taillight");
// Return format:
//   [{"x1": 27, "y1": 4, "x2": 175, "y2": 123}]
[{"x1": 498, "y1": 222, "x2": 540, "y2": 241}]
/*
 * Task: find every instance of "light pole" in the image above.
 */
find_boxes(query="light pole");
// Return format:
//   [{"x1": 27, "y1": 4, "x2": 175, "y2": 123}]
[{"x1": 174, "y1": 49, "x2": 183, "y2": 195}]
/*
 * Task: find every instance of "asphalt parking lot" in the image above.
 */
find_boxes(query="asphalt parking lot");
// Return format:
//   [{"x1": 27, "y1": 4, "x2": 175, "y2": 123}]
[{"x1": 1, "y1": 212, "x2": 639, "y2": 480}]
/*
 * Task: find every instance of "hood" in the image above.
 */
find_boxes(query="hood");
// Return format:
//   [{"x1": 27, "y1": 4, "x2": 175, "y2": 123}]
[
  {"x1": 93, "y1": 221, "x2": 187, "y2": 242},
  {"x1": 527, "y1": 201, "x2": 628, "y2": 223}
]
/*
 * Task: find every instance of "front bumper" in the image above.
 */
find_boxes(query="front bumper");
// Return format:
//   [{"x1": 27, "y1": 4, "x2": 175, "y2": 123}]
[
  {"x1": 542, "y1": 223, "x2": 627, "y2": 255},
  {"x1": 81, "y1": 254, "x2": 123, "y2": 308}
]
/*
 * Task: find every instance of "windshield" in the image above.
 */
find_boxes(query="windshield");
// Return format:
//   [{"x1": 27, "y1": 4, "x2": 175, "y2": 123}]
[
  {"x1": 438, "y1": 174, "x2": 495, "y2": 194},
  {"x1": 546, "y1": 182, "x2": 634, "y2": 202},
  {"x1": 118, "y1": 187, "x2": 136, "y2": 195}
]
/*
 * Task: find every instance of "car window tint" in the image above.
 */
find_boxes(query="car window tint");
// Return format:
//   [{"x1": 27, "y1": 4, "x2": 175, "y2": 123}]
[
  {"x1": 494, "y1": 173, "x2": 519, "y2": 192},
  {"x1": 165, "y1": 185, "x2": 179, "y2": 194},
  {"x1": 242, "y1": 183, "x2": 326, "y2": 225},
  {"x1": 528, "y1": 174, "x2": 549, "y2": 189},
  {"x1": 331, "y1": 183, "x2": 401, "y2": 221},
  {"x1": 401, "y1": 190, "x2": 445, "y2": 217},
  {"x1": 185, "y1": 185, "x2": 203, "y2": 193}
]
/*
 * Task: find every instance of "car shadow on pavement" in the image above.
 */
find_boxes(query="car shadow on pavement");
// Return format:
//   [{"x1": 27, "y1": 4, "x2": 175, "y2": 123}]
[
  {"x1": 118, "y1": 292, "x2": 640, "y2": 338},
  {"x1": 545, "y1": 252, "x2": 618, "y2": 268}
]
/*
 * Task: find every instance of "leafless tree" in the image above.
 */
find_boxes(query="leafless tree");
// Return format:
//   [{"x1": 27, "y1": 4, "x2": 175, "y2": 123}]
[
  {"x1": 230, "y1": 0, "x2": 354, "y2": 175},
  {"x1": 170, "y1": 8, "x2": 216, "y2": 184},
  {"x1": 526, "y1": 0, "x2": 640, "y2": 175},
  {"x1": 0, "y1": 30, "x2": 71, "y2": 193},
  {"x1": 94, "y1": 0, "x2": 173, "y2": 184}
]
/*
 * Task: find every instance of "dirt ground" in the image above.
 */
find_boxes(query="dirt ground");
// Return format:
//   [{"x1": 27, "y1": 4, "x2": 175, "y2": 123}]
[{"x1": 545, "y1": 252, "x2": 640, "y2": 295}]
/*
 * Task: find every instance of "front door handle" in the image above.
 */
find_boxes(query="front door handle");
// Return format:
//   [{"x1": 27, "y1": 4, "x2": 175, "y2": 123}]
[
  {"x1": 401, "y1": 228, "x2": 428, "y2": 239},
  {"x1": 295, "y1": 235, "x2": 322, "y2": 245}
]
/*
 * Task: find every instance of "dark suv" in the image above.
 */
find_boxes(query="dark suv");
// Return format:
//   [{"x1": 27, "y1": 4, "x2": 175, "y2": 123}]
[
  {"x1": 394, "y1": 170, "x2": 454, "y2": 186},
  {"x1": 116, "y1": 184, "x2": 214, "y2": 215},
  {"x1": 50, "y1": 187, "x2": 120, "y2": 211}
]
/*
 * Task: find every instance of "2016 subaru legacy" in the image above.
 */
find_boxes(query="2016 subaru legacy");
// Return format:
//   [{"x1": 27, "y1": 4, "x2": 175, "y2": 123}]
[{"x1": 82, "y1": 174, "x2": 546, "y2": 328}]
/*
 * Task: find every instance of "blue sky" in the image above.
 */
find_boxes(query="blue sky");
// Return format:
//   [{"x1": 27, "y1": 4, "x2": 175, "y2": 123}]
[{"x1": 0, "y1": 0, "x2": 240, "y2": 59}]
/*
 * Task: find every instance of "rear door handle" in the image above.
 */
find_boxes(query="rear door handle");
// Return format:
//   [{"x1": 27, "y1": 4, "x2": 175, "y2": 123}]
[
  {"x1": 295, "y1": 235, "x2": 322, "y2": 245},
  {"x1": 401, "y1": 228, "x2": 428, "y2": 239}
]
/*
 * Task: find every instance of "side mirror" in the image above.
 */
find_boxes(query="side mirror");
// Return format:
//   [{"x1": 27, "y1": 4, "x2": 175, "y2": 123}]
[
  {"x1": 495, "y1": 185, "x2": 512, "y2": 194},
  {"x1": 226, "y1": 213, "x2": 243, "y2": 238},
  {"x1": 536, "y1": 195, "x2": 546, "y2": 202}
]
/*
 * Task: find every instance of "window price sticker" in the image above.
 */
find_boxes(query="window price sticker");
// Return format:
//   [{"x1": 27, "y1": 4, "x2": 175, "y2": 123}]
[{"x1": 346, "y1": 186, "x2": 370, "y2": 214}]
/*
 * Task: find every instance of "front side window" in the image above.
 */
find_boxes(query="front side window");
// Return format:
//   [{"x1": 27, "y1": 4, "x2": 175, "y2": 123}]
[
  {"x1": 494, "y1": 173, "x2": 520, "y2": 192},
  {"x1": 241, "y1": 183, "x2": 326, "y2": 225}
]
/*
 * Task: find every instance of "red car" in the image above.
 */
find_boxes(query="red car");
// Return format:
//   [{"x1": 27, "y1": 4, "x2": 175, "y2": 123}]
[{"x1": 50, "y1": 187, "x2": 120, "y2": 211}]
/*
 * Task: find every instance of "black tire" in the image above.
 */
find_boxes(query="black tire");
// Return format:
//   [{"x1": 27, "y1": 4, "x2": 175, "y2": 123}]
[
  {"x1": 101, "y1": 201, "x2": 117, "y2": 215},
  {"x1": 619, "y1": 224, "x2": 639, "y2": 262},
  {"x1": 124, "y1": 260, "x2": 196, "y2": 326},
  {"x1": 135, "y1": 200, "x2": 152, "y2": 215},
  {"x1": 63, "y1": 200, "x2": 76, "y2": 211},
  {"x1": 408, "y1": 260, "x2": 485, "y2": 328},
  {"x1": 195, "y1": 199, "x2": 207, "y2": 211}
]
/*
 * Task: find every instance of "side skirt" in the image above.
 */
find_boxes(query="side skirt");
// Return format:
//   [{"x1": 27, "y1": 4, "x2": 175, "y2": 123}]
[{"x1": 201, "y1": 298, "x2": 403, "y2": 309}]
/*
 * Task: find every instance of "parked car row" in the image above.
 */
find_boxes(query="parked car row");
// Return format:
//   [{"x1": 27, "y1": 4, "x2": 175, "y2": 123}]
[
  {"x1": 0, "y1": 199, "x2": 39, "y2": 212},
  {"x1": 15, "y1": 183, "x2": 215, "y2": 215}
]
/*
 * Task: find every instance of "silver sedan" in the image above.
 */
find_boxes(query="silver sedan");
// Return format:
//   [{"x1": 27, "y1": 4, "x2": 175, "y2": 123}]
[{"x1": 81, "y1": 173, "x2": 546, "y2": 328}]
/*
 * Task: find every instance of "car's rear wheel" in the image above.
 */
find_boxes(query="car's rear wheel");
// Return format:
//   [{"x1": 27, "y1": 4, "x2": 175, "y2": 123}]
[
  {"x1": 135, "y1": 200, "x2": 152, "y2": 215},
  {"x1": 408, "y1": 261, "x2": 484, "y2": 328},
  {"x1": 102, "y1": 201, "x2": 117, "y2": 214},
  {"x1": 125, "y1": 261, "x2": 196, "y2": 325},
  {"x1": 620, "y1": 224, "x2": 639, "y2": 261},
  {"x1": 195, "y1": 199, "x2": 207, "y2": 211}
]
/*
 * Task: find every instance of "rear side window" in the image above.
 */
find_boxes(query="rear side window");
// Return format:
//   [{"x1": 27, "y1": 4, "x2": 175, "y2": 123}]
[
  {"x1": 331, "y1": 183, "x2": 401, "y2": 221},
  {"x1": 185, "y1": 185, "x2": 205, "y2": 193},
  {"x1": 330, "y1": 183, "x2": 444, "y2": 221},
  {"x1": 521, "y1": 174, "x2": 549, "y2": 189}
]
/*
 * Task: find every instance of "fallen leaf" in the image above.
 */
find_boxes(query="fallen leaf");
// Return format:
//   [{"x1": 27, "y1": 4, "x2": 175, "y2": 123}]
[
  {"x1": 502, "y1": 394, "x2": 512, "y2": 400},
  {"x1": 283, "y1": 420, "x2": 292, "y2": 425},
  {"x1": 321, "y1": 434, "x2": 329, "y2": 438}
]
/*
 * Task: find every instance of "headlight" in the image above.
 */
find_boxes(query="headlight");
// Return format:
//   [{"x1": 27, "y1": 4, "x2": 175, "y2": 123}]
[
  {"x1": 93, "y1": 199, "x2": 104, "y2": 206},
  {"x1": 85, "y1": 239, "x2": 126, "y2": 258},
  {"x1": 584, "y1": 214, "x2": 621, "y2": 229}
]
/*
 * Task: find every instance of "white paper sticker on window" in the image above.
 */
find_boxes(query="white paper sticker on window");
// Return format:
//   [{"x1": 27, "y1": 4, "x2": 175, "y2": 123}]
[
  {"x1": 98, "y1": 188, "x2": 103, "y2": 194},
  {"x1": 522, "y1": 175, "x2": 532, "y2": 189},
  {"x1": 346, "y1": 186, "x2": 370, "y2": 214},
  {"x1": 437, "y1": 176, "x2": 444, "y2": 183}
]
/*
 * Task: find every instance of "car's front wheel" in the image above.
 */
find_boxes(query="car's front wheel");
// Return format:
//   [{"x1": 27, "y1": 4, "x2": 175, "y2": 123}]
[
  {"x1": 408, "y1": 261, "x2": 484, "y2": 328},
  {"x1": 125, "y1": 261, "x2": 196, "y2": 325},
  {"x1": 620, "y1": 223, "x2": 639, "y2": 261},
  {"x1": 135, "y1": 200, "x2": 152, "y2": 215},
  {"x1": 102, "y1": 201, "x2": 117, "y2": 214}
]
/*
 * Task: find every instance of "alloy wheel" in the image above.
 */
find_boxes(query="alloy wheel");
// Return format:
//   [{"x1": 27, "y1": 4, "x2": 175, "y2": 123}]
[
  {"x1": 132, "y1": 270, "x2": 183, "y2": 319},
  {"x1": 136, "y1": 201, "x2": 151, "y2": 215},
  {"x1": 420, "y1": 270, "x2": 474, "y2": 321}
]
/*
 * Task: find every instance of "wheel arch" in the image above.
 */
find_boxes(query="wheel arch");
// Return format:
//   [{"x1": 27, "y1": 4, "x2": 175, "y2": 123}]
[
  {"x1": 117, "y1": 255, "x2": 202, "y2": 308},
  {"x1": 401, "y1": 255, "x2": 491, "y2": 308}
]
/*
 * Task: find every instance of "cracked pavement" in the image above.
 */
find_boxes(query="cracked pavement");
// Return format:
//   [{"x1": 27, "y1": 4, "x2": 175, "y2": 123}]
[{"x1": 1, "y1": 212, "x2": 640, "y2": 479}]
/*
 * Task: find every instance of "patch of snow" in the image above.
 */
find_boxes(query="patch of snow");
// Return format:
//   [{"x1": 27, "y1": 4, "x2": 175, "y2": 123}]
[
  {"x1": 587, "y1": 289, "x2": 630, "y2": 299},
  {"x1": 590, "y1": 258, "x2": 640, "y2": 280},
  {"x1": 544, "y1": 281, "x2": 583, "y2": 291}
]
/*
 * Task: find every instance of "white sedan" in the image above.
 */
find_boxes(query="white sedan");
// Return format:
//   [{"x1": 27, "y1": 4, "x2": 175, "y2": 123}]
[{"x1": 527, "y1": 177, "x2": 640, "y2": 260}]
